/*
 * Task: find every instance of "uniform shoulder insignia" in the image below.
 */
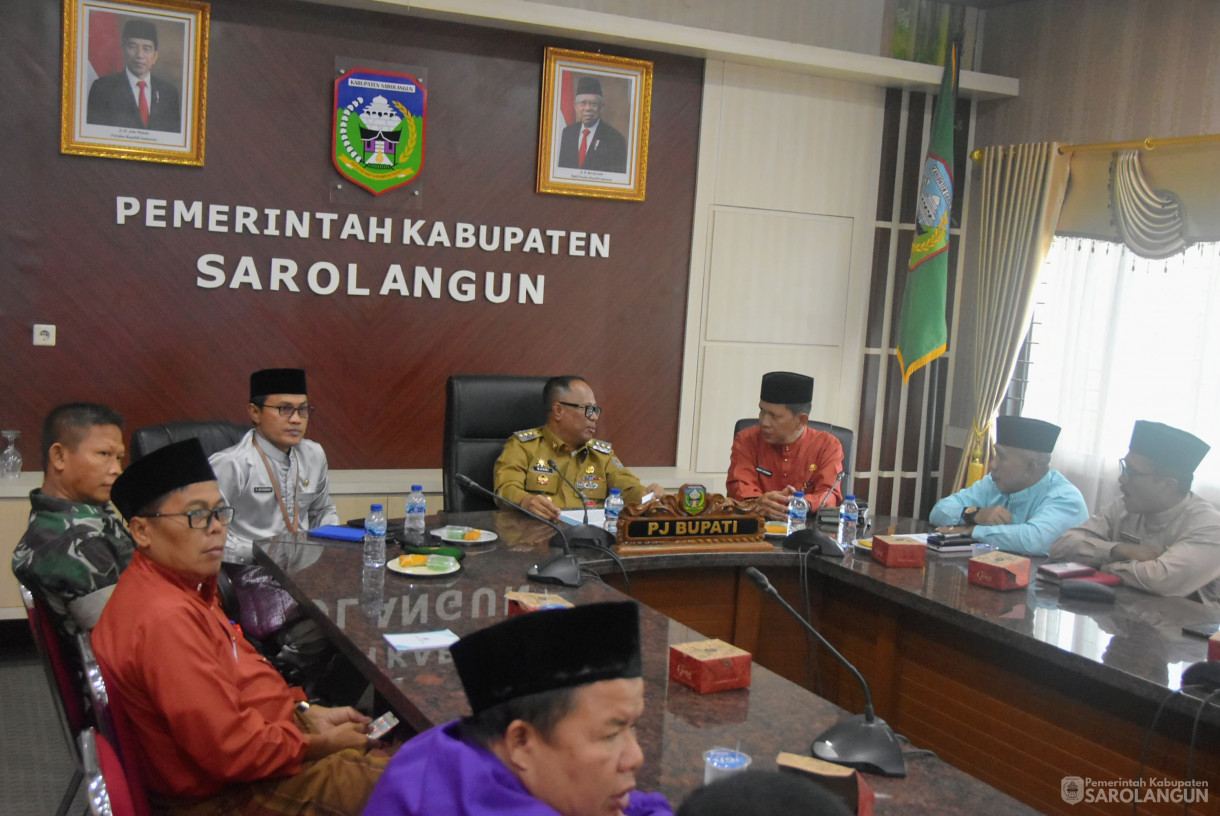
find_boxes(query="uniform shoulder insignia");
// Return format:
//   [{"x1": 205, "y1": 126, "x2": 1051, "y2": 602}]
[
  {"x1": 513, "y1": 429, "x2": 540, "y2": 442},
  {"x1": 589, "y1": 439, "x2": 613, "y2": 454}
]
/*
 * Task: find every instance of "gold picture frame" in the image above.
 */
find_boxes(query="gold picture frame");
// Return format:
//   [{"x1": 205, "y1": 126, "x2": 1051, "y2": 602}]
[
  {"x1": 537, "y1": 48, "x2": 652, "y2": 202},
  {"x1": 61, "y1": 0, "x2": 209, "y2": 166}
]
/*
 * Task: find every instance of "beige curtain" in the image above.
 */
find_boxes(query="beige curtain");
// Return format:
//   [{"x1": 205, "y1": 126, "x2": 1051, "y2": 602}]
[
  {"x1": 1110, "y1": 149, "x2": 1191, "y2": 259},
  {"x1": 952, "y1": 143, "x2": 1071, "y2": 491}
]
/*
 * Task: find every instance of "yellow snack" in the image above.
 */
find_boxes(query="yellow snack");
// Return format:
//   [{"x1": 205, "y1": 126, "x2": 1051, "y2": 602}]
[
  {"x1": 463, "y1": 529, "x2": 482, "y2": 541},
  {"x1": 397, "y1": 554, "x2": 428, "y2": 567}
]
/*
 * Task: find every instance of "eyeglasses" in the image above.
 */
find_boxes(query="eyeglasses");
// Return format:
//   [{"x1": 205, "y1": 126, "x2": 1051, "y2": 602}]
[
  {"x1": 137, "y1": 506, "x2": 235, "y2": 529},
  {"x1": 1118, "y1": 458, "x2": 1160, "y2": 480},
  {"x1": 260, "y1": 403, "x2": 314, "y2": 419},
  {"x1": 558, "y1": 401, "x2": 602, "y2": 419}
]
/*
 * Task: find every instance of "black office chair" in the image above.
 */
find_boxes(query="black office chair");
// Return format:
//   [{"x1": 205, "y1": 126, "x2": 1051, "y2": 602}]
[
  {"x1": 129, "y1": 420, "x2": 249, "y2": 462},
  {"x1": 443, "y1": 374, "x2": 549, "y2": 512},
  {"x1": 733, "y1": 417, "x2": 855, "y2": 495}
]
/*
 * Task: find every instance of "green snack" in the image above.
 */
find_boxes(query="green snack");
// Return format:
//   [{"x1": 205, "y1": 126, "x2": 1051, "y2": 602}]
[{"x1": 399, "y1": 543, "x2": 465, "y2": 562}]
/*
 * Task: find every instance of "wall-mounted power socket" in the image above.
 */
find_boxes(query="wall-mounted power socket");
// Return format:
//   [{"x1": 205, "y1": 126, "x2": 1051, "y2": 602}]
[{"x1": 33, "y1": 324, "x2": 56, "y2": 346}]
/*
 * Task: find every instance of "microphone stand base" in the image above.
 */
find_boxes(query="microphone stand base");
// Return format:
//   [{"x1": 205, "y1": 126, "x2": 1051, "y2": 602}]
[
  {"x1": 782, "y1": 529, "x2": 845, "y2": 557},
  {"x1": 527, "y1": 552, "x2": 582, "y2": 587},
  {"x1": 811, "y1": 713, "x2": 906, "y2": 777},
  {"x1": 562, "y1": 524, "x2": 615, "y2": 551}
]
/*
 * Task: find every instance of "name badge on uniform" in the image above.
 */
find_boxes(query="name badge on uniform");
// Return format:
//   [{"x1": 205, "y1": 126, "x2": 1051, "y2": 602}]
[
  {"x1": 254, "y1": 486, "x2": 274, "y2": 493},
  {"x1": 531, "y1": 459, "x2": 550, "y2": 473},
  {"x1": 755, "y1": 466, "x2": 773, "y2": 477}
]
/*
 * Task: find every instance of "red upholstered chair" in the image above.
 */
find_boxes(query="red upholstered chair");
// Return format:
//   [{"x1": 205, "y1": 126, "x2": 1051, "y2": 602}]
[
  {"x1": 19, "y1": 583, "x2": 86, "y2": 815},
  {"x1": 88, "y1": 653, "x2": 154, "y2": 816},
  {"x1": 79, "y1": 727, "x2": 138, "y2": 816},
  {"x1": 80, "y1": 635, "x2": 153, "y2": 816}
]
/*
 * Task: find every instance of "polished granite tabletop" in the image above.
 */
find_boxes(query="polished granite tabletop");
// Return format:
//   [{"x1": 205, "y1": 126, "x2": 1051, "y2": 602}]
[
  {"x1": 255, "y1": 511, "x2": 1038, "y2": 814},
  {"x1": 570, "y1": 514, "x2": 1220, "y2": 722}
]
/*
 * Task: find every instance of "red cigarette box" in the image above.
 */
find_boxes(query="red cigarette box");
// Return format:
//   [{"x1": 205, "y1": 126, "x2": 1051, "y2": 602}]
[
  {"x1": 871, "y1": 535, "x2": 927, "y2": 568},
  {"x1": 1209, "y1": 632, "x2": 1220, "y2": 662},
  {"x1": 669, "y1": 639, "x2": 752, "y2": 694},
  {"x1": 778, "y1": 752, "x2": 875, "y2": 816},
  {"x1": 968, "y1": 551, "x2": 1031, "y2": 591},
  {"x1": 505, "y1": 591, "x2": 573, "y2": 617}
]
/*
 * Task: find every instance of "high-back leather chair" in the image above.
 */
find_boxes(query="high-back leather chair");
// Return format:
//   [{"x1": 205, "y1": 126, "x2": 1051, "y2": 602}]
[
  {"x1": 129, "y1": 420, "x2": 249, "y2": 462},
  {"x1": 443, "y1": 375, "x2": 549, "y2": 512},
  {"x1": 733, "y1": 418, "x2": 856, "y2": 495}
]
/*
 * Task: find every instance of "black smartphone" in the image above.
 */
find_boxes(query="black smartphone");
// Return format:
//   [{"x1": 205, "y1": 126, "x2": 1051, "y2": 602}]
[{"x1": 1181, "y1": 621, "x2": 1220, "y2": 639}]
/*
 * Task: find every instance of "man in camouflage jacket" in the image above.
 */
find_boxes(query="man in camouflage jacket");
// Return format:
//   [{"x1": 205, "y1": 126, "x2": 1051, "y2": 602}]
[{"x1": 12, "y1": 403, "x2": 133, "y2": 635}]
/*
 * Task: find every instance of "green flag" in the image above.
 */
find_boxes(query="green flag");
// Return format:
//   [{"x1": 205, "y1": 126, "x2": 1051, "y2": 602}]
[{"x1": 896, "y1": 41, "x2": 959, "y2": 384}]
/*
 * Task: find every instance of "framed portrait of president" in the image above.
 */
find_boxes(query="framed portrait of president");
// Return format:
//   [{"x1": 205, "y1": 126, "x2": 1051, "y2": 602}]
[
  {"x1": 61, "y1": 0, "x2": 209, "y2": 166},
  {"x1": 537, "y1": 48, "x2": 652, "y2": 202}
]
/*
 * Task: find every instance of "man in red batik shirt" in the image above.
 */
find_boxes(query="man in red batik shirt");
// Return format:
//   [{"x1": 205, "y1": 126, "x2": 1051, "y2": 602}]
[{"x1": 727, "y1": 372, "x2": 844, "y2": 521}]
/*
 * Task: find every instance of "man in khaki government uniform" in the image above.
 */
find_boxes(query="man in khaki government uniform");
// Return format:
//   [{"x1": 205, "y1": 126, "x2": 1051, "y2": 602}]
[
  {"x1": 494, "y1": 376, "x2": 664, "y2": 521},
  {"x1": 1050, "y1": 420, "x2": 1220, "y2": 607}
]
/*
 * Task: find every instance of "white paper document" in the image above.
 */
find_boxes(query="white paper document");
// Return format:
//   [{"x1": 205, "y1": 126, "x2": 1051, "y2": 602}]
[
  {"x1": 559, "y1": 509, "x2": 606, "y2": 527},
  {"x1": 383, "y1": 629, "x2": 459, "y2": 651}
]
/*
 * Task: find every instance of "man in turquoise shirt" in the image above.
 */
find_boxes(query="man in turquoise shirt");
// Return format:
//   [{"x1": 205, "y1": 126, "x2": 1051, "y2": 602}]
[{"x1": 930, "y1": 416, "x2": 1088, "y2": 555}]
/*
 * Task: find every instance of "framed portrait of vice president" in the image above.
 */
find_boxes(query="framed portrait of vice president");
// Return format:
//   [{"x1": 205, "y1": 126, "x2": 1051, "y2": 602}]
[
  {"x1": 537, "y1": 48, "x2": 652, "y2": 202},
  {"x1": 61, "y1": 0, "x2": 209, "y2": 166}
]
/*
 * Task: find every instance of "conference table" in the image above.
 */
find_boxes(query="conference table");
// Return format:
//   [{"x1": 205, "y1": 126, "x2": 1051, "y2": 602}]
[
  {"x1": 255, "y1": 511, "x2": 1219, "y2": 816},
  {"x1": 255, "y1": 510, "x2": 1038, "y2": 814}
]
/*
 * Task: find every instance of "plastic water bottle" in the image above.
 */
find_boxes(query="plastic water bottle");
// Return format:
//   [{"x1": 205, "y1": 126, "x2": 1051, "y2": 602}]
[
  {"x1": 837, "y1": 495, "x2": 859, "y2": 549},
  {"x1": 787, "y1": 491, "x2": 809, "y2": 535},
  {"x1": 405, "y1": 485, "x2": 426, "y2": 534},
  {"x1": 363, "y1": 503, "x2": 387, "y2": 568},
  {"x1": 604, "y1": 488, "x2": 624, "y2": 535}
]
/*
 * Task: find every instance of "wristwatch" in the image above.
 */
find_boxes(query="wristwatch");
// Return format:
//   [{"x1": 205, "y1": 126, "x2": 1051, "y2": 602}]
[{"x1": 962, "y1": 506, "x2": 980, "y2": 525}]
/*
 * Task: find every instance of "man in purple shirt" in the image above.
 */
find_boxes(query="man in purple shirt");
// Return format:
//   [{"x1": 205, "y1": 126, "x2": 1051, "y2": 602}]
[{"x1": 363, "y1": 602, "x2": 672, "y2": 816}]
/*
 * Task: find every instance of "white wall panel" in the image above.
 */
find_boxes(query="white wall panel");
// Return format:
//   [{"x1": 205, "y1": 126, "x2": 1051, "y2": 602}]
[
  {"x1": 704, "y1": 207, "x2": 853, "y2": 345},
  {"x1": 694, "y1": 344, "x2": 844, "y2": 473},
  {"x1": 714, "y1": 63, "x2": 887, "y2": 216}
]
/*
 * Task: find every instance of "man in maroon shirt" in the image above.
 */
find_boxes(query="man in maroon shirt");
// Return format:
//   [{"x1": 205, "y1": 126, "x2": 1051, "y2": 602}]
[{"x1": 726, "y1": 372, "x2": 844, "y2": 521}]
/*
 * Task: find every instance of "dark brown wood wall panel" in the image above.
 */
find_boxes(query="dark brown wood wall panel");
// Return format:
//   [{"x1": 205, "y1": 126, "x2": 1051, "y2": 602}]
[{"x1": 0, "y1": 0, "x2": 702, "y2": 469}]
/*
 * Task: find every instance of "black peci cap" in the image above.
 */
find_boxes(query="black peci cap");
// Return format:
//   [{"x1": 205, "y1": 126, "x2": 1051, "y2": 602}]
[
  {"x1": 760, "y1": 372, "x2": 813, "y2": 405},
  {"x1": 1129, "y1": 421, "x2": 1210, "y2": 475},
  {"x1": 451, "y1": 601, "x2": 642, "y2": 714},
  {"x1": 575, "y1": 76, "x2": 604, "y2": 97},
  {"x1": 250, "y1": 368, "x2": 307, "y2": 401},
  {"x1": 995, "y1": 416, "x2": 1061, "y2": 454},
  {"x1": 122, "y1": 19, "x2": 158, "y2": 48},
  {"x1": 110, "y1": 438, "x2": 216, "y2": 520}
]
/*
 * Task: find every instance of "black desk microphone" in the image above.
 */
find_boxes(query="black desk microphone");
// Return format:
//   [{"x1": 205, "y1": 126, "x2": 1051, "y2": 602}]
[
  {"x1": 454, "y1": 474, "x2": 581, "y2": 587},
  {"x1": 546, "y1": 459, "x2": 616, "y2": 550},
  {"x1": 745, "y1": 567, "x2": 906, "y2": 777}
]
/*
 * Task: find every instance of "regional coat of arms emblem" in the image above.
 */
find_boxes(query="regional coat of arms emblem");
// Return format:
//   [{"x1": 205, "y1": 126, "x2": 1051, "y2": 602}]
[
  {"x1": 681, "y1": 484, "x2": 707, "y2": 516},
  {"x1": 332, "y1": 68, "x2": 427, "y2": 195}
]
